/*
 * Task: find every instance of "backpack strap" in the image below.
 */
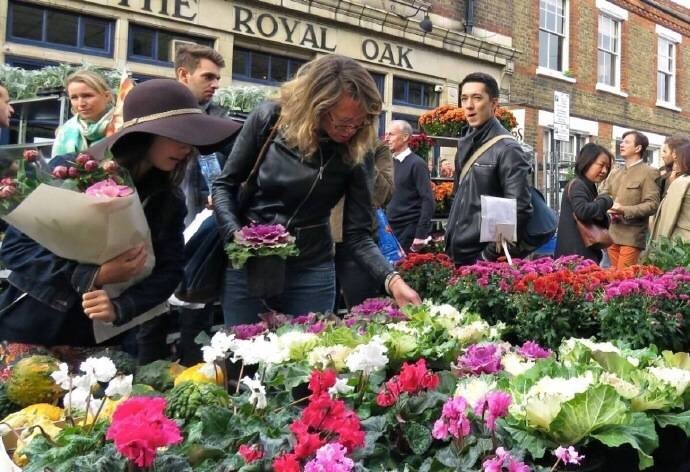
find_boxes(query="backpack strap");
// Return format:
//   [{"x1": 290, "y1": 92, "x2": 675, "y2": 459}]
[{"x1": 459, "y1": 134, "x2": 515, "y2": 181}]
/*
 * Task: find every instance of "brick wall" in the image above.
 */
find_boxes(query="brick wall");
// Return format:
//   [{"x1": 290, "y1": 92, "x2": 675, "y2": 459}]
[
  {"x1": 429, "y1": 0, "x2": 513, "y2": 37},
  {"x1": 510, "y1": 0, "x2": 690, "y2": 155}
]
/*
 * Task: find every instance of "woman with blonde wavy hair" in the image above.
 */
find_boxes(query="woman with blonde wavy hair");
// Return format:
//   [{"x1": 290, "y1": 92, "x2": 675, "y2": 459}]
[
  {"x1": 51, "y1": 70, "x2": 114, "y2": 157},
  {"x1": 213, "y1": 54, "x2": 420, "y2": 325}
]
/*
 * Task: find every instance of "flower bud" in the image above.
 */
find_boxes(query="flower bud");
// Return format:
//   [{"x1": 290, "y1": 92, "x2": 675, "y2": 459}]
[
  {"x1": 22, "y1": 149, "x2": 39, "y2": 163},
  {"x1": 67, "y1": 167, "x2": 79, "y2": 178},
  {"x1": 102, "y1": 160, "x2": 119, "y2": 174},
  {"x1": 52, "y1": 166, "x2": 68, "y2": 179},
  {"x1": 75, "y1": 153, "x2": 91, "y2": 166},
  {"x1": 84, "y1": 160, "x2": 98, "y2": 172}
]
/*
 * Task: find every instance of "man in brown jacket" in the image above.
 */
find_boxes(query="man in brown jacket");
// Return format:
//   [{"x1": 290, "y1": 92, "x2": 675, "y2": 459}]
[{"x1": 600, "y1": 131, "x2": 660, "y2": 268}]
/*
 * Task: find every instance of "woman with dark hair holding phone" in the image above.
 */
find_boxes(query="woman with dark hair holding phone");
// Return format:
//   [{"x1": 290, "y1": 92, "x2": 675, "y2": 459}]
[
  {"x1": 0, "y1": 79, "x2": 240, "y2": 352},
  {"x1": 555, "y1": 143, "x2": 614, "y2": 262}
]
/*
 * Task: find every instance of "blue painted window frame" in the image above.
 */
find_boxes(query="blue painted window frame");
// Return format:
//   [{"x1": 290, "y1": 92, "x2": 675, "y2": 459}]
[
  {"x1": 5, "y1": 55, "x2": 59, "y2": 70},
  {"x1": 392, "y1": 77, "x2": 438, "y2": 109},
  {"x1": 7, "y1": 1, "x2": 113, "y2": 57},
  {"x1": 127, "y1": 24, "x2": 213, "y2": 66},
  {"x1": 232, "y1": 48, "x2": 306, "y2": 86}
]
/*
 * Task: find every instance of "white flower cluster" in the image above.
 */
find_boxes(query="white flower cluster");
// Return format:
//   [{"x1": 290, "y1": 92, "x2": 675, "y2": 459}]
[
  {"x1": 51, "y1": 357, "x2": 132, "y2": 415},
  {"x1": 345, "y1": 336, "x2": 389, "y2": 375},
  {"x1": 454, "y1": 376, "x2": 497, "y2": 408}
]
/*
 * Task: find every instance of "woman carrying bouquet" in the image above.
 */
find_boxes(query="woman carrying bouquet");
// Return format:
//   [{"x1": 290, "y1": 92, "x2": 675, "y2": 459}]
[
  {"x1": 555, "y1": 143, "x2": 614, "y2": 263},
  {"x1": 51, "y1": 70, "x2": 115, "y2": 157},
  {"x1": 213, "y1": 54, "x2": 420, "y2": 326},
  {"x1": 0, "y1": 79, "x2": 241, "y2": 349}
]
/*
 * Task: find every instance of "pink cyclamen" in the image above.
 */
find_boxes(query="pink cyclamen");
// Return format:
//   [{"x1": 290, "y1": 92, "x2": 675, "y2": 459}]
[
  {"x1": 554, "y1": 445, "x2": 585, "y2": 465},
  {"x1": 475, "y1": 391, "x2": 512, "y2": 431},
  {"x1": 432, "y1": 396, "x2": 471, "y2": 441}
]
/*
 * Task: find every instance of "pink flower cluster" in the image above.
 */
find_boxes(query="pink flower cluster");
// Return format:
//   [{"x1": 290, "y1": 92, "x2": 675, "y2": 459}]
[
  {"x1": 432, "y1": 396, "x2": 471, "y2": 440},
  {"x1": 456, "y1": 343, "x2": 503, "y2": 375},
  {"x1": 376, "y1": 359, "x2": 440, "y2": 407},
  {"x1": 554, "y1": 445, "x2": 585, "y2": 466},
  {"x1": 236, "y1": 223, "x2": 294, "y2": 248},
  {"x1": 475, "y1": 391, "x2": 512, "y2": 431},
  {"x1": 238, "y1": 443, "x2": 263, "y2": 464},
  {"x1": 482, "y1": 447, "x2": 530, "y2": 472},
  {"x1": 304, "y1": 443, "x2": 354, "y2": 472},
  {"x1": 105, "y1": 396, "x2": 182, "y2": 467},
  {"x1": 345, "y1": 298, "x2": 407, "y2": 327},
  {"x1": 85, "y1": 178, "x2": 133, "y2": 198},
  {"x1": 603, "y1": 269, "x2": 690, "y2": 301},
  {"x1": 516, "y1": 341, "x2": 551, "y2": 360}
]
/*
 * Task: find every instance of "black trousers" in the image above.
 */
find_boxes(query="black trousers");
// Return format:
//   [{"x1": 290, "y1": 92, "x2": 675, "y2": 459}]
[{"x1": 334, "y1": 244, "x2": 383, "y2": 310}]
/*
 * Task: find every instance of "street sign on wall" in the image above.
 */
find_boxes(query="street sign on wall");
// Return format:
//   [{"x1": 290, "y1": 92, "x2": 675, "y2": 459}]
[{"x1": 553, "y1": 91, "x2": 570, "y2": 142}]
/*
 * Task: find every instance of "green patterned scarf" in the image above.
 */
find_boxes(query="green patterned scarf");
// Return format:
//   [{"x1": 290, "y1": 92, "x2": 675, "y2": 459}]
[{"x1": 51, "y1": 107, "x2": 114, "y2": 158}]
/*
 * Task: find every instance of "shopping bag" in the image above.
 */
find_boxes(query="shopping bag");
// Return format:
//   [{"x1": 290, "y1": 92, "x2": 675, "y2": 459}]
[{"x1": 376, "y1": 209, "x2": 405, "y2": 264}]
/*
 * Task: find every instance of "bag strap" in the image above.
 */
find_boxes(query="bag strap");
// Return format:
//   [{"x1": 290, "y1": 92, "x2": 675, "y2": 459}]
[
  {"x1": 242, "y1": 125, "x2": 279, "y2": 188},
  {"x1": 459, "y1": 134, "x2": 514, "y2": 181}
]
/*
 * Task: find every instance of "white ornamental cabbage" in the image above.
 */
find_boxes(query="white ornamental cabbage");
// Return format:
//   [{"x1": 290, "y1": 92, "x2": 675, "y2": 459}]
[
  {"x1": 599, "y1": 372, "x2": 640, "y2": 399},
  {"x1": 454, "y1": 376, "x2": 497, "y2": 409},
  {"x1": 450, "y1": 320, "x2": 490, "y2": 345},
  {"x1": 308, "y1": 345, "x2": 352, "y2": 371},
  {"x1": 647, "y1": 367, "x2": 690, "y2": 395},
  {"x1": 501, "y1": 352, "x2": 535, "y2": 377}
]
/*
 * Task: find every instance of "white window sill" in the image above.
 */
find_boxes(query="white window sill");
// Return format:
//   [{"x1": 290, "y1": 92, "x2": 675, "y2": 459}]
[
  {"x1": 536, "y1": 66, "x2": 577, "y2": 83},
  {"x1": 596, "y1": 83, "x2": 628, "y2": 97},
  {"x1": 656, "y1": 100, "x2": 682, "y2": 112}
]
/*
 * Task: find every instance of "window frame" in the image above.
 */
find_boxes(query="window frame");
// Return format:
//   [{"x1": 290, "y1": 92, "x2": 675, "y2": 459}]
[
  {"x1": 231, "y1": 47, "x2": 306, "y2": 86},
  {"x1": 127, "y1": 23, "x2": 213, "y2": 66},
  {"x1": 7, "y1": 0, "x2": 114, "y2": 57},
  {"x1": 538, "y1": 0, "x2": 568, "y2": 72},
  {"x1": 656, "y1": 37, "x2": 676, "y2": 105},
  {"x1": 392, "y1": 77, "x2": 439, "y2": 109},
  {"x1": 597, "y1": 14, "x2": 621, "y2": 88}
]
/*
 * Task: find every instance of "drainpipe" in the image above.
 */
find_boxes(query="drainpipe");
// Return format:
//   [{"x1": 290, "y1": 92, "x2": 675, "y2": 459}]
[{"x1": 464, "y1": 0, "x2": 475, "y2": 34}]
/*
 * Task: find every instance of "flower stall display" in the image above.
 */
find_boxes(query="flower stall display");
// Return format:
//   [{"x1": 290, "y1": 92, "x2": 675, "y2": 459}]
[
  {"x1": 430, "y1": 180, "x2": 454, "y2": 217},
  {"x1": 396, "y1": 252, "x2": 455, "y2": 300},
  {"x1": 419, "y1": 105, "x2": 518, "y2": 137},
  {"x1": 408, "y1": 133, "x2": 435, "y2": 160},
  {"x1": 225, "y1": 223, "x2": 299, "y2": 298}
]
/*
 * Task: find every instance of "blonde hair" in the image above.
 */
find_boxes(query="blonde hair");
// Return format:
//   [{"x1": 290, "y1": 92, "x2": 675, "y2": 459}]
[
  {"x1": 65, "y1": 70, "x2": 112, "y2": 99},
  {"x1": 276, "y1": 55, "x2": 382, "y2": 165}
]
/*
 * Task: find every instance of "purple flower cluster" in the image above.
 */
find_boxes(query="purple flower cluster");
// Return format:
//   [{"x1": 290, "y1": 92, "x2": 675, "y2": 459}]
[
  {"x1": 603, "y1": 269, "x2": 690, "y2": 301},
  {"x1": 232, "y1": 322, "x2": 268, "y2": 340},
  {"x1": 235, "y1": 223, "x2": 295, "y2": 248},
  {"x1": 516, "y1": 341, "x2": 551, "y2": 360},
  {"x1": 456, "y1": 343, "x2": 503, "y2": 375},
  {"x1": 304, "y1": 443, "x2": 354, "y2": 472},
  {"x1": 482, "y1": 447, "x2": 530, "y2": 472},
  {"x1": 344, "y1": 298, "x2": 407, "y2": 326}
]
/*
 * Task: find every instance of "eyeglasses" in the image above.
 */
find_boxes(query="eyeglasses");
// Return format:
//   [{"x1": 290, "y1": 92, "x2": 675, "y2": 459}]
[{"x1": 327, "y1": 112, "x2": 369, "y2": 133}]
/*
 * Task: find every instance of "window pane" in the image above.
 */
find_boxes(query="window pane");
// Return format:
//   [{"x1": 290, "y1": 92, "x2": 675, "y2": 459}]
[
  {"x1": 83, "y1": 17, "x2": 107, "y2": 50},
  {"x1": 250, "y1": 52, "x2": 270, "y2": 81},
  {"x1": 393, "y1": 78, "x2": 406, "y2": 102},
  {"x1": 157, "y1": 32, "x2": 173, "y2": 62},
  {"x1": 270, "y1": 55, "x2": 288, "y2": 83},
  {"x1": 408, "y1": 81, "x2": 422, "y2": 105},
  {"x1": 46, "y1": 10, "x2": 78, "y2": 46},
  {"x1": 658, "y1": 72, "x2": 668, "y2": 102},
  {"x1": 369, "y1": 72, "x2": 385, "y2": 97},
  {"x1": 539, "y1": 30, "x2": 549, "y2": 68},
  {"x1": 232, "y1": 49, "x2": 249, "y2": 77},
  {"x1": 11, "y1": 3, "x2": 43, "y2": 40},
  {"x1": 131, "y1": 28, "x2": 154, "y2": 57},
  {"x1": 287, "y1": 59, "x2": 304, "y2": 80}
]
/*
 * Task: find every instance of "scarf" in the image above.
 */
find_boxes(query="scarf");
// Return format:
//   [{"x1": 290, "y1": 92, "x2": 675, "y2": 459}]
[{"x1": 51, "y1": 107, "x2": 114, "y2": 158}]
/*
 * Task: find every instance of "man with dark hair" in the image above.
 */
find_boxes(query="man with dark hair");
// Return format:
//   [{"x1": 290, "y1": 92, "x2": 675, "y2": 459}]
[
  {"x1": 445, "y1": 72, "x2": 532, "y2": 265},
  {"x1": 0, "y1": 84, "x2": 14, "y2": 129},
  {"x1": 599, "y1": 130, "x2": 660, "y2": 268},
  {"x1": 385, "y1": 119, "x2": 434, "y2": 252},
  {"x1": 175, "y1": 44, "x2": 226, "y2": 113}
]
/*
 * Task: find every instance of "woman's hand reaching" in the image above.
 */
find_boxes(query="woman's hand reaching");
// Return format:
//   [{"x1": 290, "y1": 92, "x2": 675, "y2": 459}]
[{"x1": 389, "y1": 276, "x2": 422, "y2": 307}]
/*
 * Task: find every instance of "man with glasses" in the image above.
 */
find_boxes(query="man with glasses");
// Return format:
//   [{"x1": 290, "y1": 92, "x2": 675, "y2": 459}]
[{"x1": 384, "y1": 120, "x2": 434, "y2": 252}]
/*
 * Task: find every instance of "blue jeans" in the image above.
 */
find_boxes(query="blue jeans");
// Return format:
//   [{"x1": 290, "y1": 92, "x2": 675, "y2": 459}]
[{"x1": 221, "y1": 261, "x2": 335, "y2": 326}]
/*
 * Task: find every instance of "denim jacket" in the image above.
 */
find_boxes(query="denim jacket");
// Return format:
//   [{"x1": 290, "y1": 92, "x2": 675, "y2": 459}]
[{"x1": 0, "y1": 155, "x2": 186, "y2": 334}]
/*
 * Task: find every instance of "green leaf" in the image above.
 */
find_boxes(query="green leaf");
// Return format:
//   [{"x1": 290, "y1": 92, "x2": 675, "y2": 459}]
[
  {"x1": 662, "y1": 351, "x2": 690, "y2": 371},
  {"x1": 655, "y1": 410, "x2": 690, "y2": 437},
  {"x1": 591, "y1": 412, "x2": 658, "y2": 470},
  {"x1": 435, "y1": 445, "x2": 461, "y2": 468},
  {"x1": 457, "y1": 437, "x2": 493, "y2": 469},
  {"x1": 500, "y1": 421, "x2": 553, "y2": 459},
  {"x1": 403, "y1": 422, "x2": 432, "y2": 455},
  {"x1": 591, "y1": 350, "x2": 636, "y2": 377},
  {"x1": 549, "y1": 385, "x2": 628, "y2": 444}
]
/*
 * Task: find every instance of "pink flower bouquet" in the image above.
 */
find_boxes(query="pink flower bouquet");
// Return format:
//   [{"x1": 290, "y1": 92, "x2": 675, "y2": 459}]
[{"x1": 225, "y1": 223, "x2": 298, "y2": 268}]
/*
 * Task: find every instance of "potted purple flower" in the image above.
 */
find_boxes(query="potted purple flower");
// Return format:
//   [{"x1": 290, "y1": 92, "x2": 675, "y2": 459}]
[{"x1": 225, "y1": 223, "x2": 298, "y2": 298}]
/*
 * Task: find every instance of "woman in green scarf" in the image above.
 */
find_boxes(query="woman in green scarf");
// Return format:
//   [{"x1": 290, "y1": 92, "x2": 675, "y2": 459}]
[{"x1": 51, "y1": 70, "x2": 114, "y2": 157}]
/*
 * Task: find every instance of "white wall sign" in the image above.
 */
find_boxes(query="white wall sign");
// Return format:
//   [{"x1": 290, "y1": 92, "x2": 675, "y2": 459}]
[{"x1": 553, "y1": 91, "x2": 570, "y2": 141}]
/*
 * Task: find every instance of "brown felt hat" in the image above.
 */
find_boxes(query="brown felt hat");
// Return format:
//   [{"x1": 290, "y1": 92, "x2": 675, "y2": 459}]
[{"x1": 88, "y1": 79, "x2": 241, "y2": 158}]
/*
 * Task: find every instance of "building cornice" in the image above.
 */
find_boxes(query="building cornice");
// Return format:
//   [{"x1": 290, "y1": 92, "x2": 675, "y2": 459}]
[
  {"x1": 250, "y1": 0, "x2": 521, "y2": 65},
  {"x1": 610, "y1": 0, "x2": 690, "y2": 37}
]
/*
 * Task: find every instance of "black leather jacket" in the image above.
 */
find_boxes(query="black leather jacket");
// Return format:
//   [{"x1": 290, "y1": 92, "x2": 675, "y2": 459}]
[
  {"x1": 445, "y1": 117, "x2": 533, "y2": 264},
  {"x1": 212, "y1": 102, "x2": 394, "y2": 284}
]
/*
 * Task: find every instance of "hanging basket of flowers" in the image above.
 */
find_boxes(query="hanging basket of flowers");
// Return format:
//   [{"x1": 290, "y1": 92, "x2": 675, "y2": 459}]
[{"x1": 418, "y1": 105, "x2": 517, "y2": 137}]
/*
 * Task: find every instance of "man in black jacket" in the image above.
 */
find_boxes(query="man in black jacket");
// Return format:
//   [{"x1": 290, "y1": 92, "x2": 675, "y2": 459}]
[
  {"x1": 385, "y1": 120, "x2": 434, "y2": 252},
  {"x1": 445, "y1": 73, "x2": 532, "y2": 265}
]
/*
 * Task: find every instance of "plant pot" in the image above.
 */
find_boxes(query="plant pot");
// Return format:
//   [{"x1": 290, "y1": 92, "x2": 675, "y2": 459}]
[{"x1": 246, "y1": 255, "x2": 286, "y2": 299}]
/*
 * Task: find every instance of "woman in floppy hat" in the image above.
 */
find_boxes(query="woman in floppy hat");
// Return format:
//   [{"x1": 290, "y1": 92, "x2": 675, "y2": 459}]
[
  {"x1": 213, "y1": 54, "x2": 420, "y2": 326},
  {"x1": 0, "y1": 79, "x2": 241, "y2": 350}
]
